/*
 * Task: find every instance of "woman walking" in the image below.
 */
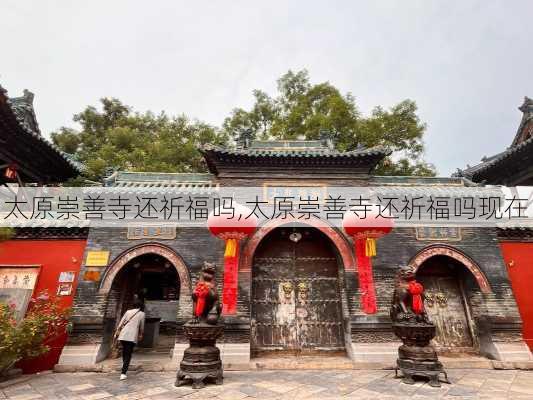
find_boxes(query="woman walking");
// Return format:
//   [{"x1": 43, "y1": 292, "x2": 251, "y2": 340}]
[{"x1": 116, "y1": 301, "x2": 145, "y2": 380}]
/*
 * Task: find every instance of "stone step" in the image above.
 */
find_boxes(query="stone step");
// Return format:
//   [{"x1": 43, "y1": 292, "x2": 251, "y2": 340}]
[
  {"x1": 250, "y1": 356, "x2": 354, "y2": 370},
  {"x1": 54, "y1": 358, "x2": 533, "y2": 373},
  {"x1": 352, "y1": 357, "x2": 494, "y2": 370},
  {"x1": 441, "y1": 356, "x2": 493, "y2": 369}
]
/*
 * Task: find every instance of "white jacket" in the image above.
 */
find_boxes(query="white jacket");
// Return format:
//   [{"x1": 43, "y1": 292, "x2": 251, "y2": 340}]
[{"x1": 117, "y1": 308, "x2": 145, "y2": 343}]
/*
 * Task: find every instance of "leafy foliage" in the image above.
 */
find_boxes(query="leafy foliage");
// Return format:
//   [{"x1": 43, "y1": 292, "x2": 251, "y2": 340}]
[
  {"x1": 0, "y1": 292, "x2": 70, "y2": 375},
  {"x1": 0, "y1": 227, "x2": 14, "y2": 241},
  {"x1": 52, "y1": 98, "x2": 229, "y2": 181},
  {"x1": 222, "y1": 70, "x2": 435, "y2": 176},
  {"x1": 52, "y1": 71, "x2": 435, "y2": 178}
]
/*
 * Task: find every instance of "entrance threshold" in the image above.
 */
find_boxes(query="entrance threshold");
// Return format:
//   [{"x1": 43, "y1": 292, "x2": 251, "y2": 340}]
[
  {"x1": 439, "y1": 355, "x2": 493, "y2": 369},
  {"x1": 99, "y1": 352, "x2": 174, "y2": 372},
  {"x1": 351, "y1": 354, "x2": 494, "y2": 370},
  {"x1": 250, "y1": 355, "x2": 353, "y2": 370}
]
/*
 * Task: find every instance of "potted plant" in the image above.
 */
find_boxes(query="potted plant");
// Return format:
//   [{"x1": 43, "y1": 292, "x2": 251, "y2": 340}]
[{"x1": 0, "y1": 291, "x2": 70, "y2": 379}]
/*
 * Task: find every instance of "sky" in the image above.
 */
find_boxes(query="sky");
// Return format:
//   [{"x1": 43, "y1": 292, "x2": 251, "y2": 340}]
[{"x1": 2, "y1": 1, "x2": 533, "y2": 176}]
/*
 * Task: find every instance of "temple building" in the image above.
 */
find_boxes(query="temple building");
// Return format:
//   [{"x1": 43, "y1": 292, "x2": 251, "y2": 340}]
[
  {"x1": 0, "y1": 86, "x2": 79, "y2": 185},
  {"x1": 457, "y1": 96, "x2": 533, "y2": 352},
  {"x1": 59, "y1": 133, "x2": 532, "y2": 370},
  {"x1": 0, "y1": 84, "x2": 86, "y2": 373}
]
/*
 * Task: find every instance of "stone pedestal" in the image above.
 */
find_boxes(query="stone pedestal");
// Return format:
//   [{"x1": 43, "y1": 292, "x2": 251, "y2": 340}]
[
  {"x1": 393, "y1": 322, "x2": 449, "y2": 387},
  {"x1": 175, "y1": 322, "x2": 223, "y2": 389}
]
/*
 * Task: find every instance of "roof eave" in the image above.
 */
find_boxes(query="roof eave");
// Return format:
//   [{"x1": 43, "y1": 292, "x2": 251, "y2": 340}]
[{"x1": 0, "y1": 89, "x2": 80, "y2": 182}]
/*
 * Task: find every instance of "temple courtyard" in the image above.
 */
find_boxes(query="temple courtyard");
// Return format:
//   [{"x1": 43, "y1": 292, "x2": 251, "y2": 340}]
[{"x1": 2, "y1": 369, "x2": 533, "y2": 400}]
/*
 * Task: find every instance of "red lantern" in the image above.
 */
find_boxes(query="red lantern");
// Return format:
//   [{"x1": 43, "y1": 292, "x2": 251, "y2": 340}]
[
  {"x1": 343, "y1": 207, "x2": 394, "y2": 314},
  {"x1": 4, "y1": 164, "x2": 17, "y2": 180},
  {"x1": 207, "y1": 203, "x2": 258, "y2": 315}
]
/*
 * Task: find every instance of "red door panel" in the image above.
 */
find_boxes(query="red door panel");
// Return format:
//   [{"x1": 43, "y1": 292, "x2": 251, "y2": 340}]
[{"x1": 500, "y1": 242, "x2": 533, "y2": 351}]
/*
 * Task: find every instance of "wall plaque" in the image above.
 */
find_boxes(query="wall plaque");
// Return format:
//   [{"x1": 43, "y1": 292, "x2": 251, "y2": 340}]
[
  {"x1": 85, "y1": 251, "x2": 110, "y2": 267},
  {"x1": 0, "y1": 268, "x2": 39, "y2": 289},
  {"x1": 0, "y1": 266, "x2": 39, "y2": 322},
  {"x1": 263, "y1": 182, "x2": 328, "y2": 204},
  {"x1": 57, "y1": 283, "x2": 72, "y2": 296},
  {"x1": 416, "y1": 227, "x2": 462, "y2": 241},
  {"x1": 58, "y1": 271, "x2": 76, "y2": 283},
  {"x1": 83, "y1": 269, "x2": 101, "y2": 282},
  {"x1": 127, "y1": 225, "x2": 176, "y2": 240}
]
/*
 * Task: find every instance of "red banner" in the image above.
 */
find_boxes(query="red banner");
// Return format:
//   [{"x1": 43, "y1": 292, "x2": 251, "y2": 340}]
[
  {"x1": 408, "y1": 280, "x2": 424, "y2": 314},
  {"x1": 355, "y1": 238, "x2": 377, "y2": 314},
  {"x1": 222, "y1": 239, "x2": 239, "y2": 315},
  {"x1": 194, "y1": 282, "x2": 210, "y2": 316}
]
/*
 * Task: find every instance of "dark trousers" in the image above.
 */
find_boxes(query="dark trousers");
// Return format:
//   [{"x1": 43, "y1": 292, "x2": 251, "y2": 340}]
[{"x1": 120, "y1": 340, "x2": 135, "y2": 374}]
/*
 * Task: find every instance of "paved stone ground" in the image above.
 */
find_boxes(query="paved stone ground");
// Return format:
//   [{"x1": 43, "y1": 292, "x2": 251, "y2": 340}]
[{"x1": 2, "y1": 369, "x2": 533, "y2": 400}]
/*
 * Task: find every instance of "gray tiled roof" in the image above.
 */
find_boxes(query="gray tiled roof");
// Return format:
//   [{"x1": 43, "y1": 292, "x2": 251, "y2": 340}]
[
  {"x1": 371, "y1": 176, "x2": 469, "y2": 186},
  {"x1": 456, "y1": 135, "x2": 533, "y2": 181},
  {"x1": 104, "y1": 171, "x2": 216, "y2": 188},
  {"x1": 456, "y1": 96, "x2": 533, "y2": 183},
  {"x1": 0, "y1": 85, "x2": 81, "y2": 175},
  {"x1": 372, "y1": 184, "x2": 503, "y2": 198},
  {"x1": 202, "y1": 142, "x2": 390, "y2": 158}
]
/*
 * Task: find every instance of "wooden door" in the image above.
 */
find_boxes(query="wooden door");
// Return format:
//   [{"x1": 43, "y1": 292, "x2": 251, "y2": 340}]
[
  {"x1": 418, "y1": 275, "x2": 474, "y2": 350},
  {"x1": 500, "y1": 242, "x2": 533, "y2": 351},
  {"x1": 251, "y1": 228, "x2": 345, "y2": 354}
]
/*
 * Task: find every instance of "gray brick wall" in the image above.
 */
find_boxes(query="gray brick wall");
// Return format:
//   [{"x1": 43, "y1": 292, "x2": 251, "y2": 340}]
[
  {"x1": 348, "y1": 227, "x2": 522, "y2": 342},
  {"x1": 71, "y1": 227, "x2": 224, "y2": 340},
  {"x1": 70, "y1": 225, "x2": 522, "y2": 346}
]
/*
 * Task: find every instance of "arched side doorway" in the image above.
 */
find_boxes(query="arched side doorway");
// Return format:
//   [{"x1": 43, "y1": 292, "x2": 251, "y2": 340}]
[
  {"x1": 99, "y1": 244, "x2": 191, "y2": 297},
  {"x1": 99, "y1": 244, "x2": 191, "y2": 356},
  {"x1": 409, "y1": 245, "x2": 491, "y2": 354},
  {"x1": 250, "y1": 225, "x2": 348, "y2": 356}
]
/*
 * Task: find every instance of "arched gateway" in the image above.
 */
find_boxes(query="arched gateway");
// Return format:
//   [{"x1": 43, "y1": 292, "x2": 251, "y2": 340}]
[
  {"x1": 99, "y1": 243, "x2": 191, "y2": 297},
  {"x1": 100, "y1": 244, "x2": 191, "y2": 355},
  {"x1": 248, "y1": 223, "x2": 349, "y2": 356},
  {"x1": 410, "y1": 245, "x2": 491, "y2": 353}
]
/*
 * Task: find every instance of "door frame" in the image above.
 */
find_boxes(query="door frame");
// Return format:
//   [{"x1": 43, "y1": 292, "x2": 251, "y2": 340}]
[
  {"x1": 412, "y1": 246, "x2": 484, "y2": 354},
  {"x1": 248, "y1": 223, "x2": 352, "y2": 356},
  {"x1": 409, "y1": 244, "x2": 491, "y2": 294},
  {"x1": 101, "y1": 243, "x2": 192, "y2": 359},
  {"x1": 459, "y1": 278, "x2": 480, "y2": 350},
  {"x1": 418, "y1": 271, "x2": 476, "y2": 352}
]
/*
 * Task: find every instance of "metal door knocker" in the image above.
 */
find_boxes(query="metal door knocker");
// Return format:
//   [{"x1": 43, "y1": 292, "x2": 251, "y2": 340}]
[
  {"x1": 425, "y1": 293, "x2": 435, "y2": 307},
  {"x1": 435, "y1": 293, "x2": 447, "y2": 307},
  {"x1": 297, "y1": 282, "x2": 309, "y2": 300},
  {"x1": 281, "y1": 281, "x2": 293, "y2": 300}
]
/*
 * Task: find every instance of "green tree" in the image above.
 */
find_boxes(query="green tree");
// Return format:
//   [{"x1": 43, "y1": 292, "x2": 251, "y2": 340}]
[
  {"x1": 222, "y1": 70, "x2": 435, "y2": 176},
  {"x1": 54, "y1": 71, "x2": 434, "y2": 179},
  {"x1": 52, "y1": 98, "x2": 228, "y2": 181}
]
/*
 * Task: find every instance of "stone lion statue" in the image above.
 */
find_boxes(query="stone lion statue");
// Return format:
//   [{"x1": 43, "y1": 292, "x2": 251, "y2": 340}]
[{"x1": 390, "y1": 265, "x2": 429, "y2": 324}]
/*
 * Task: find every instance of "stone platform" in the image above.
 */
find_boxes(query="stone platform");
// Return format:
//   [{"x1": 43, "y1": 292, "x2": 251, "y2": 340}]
[
  {"x1": 6, "y1": 369, "x2": 533, "y2": 399},
  {"x1": 251, "y1": 356, "x2": 354, "y2": 370},
  {"x1": 54, "y1": 354, "x2": 533, "y2": 374}
]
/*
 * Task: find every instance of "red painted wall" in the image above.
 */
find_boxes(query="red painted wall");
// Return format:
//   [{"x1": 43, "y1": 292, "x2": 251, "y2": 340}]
[
  {"x1": 0, "y1": 240, "x2": 86, "y2": 373},
  {"x1": 500, "y1": 242, "x2": 533, "y2": 351}
]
